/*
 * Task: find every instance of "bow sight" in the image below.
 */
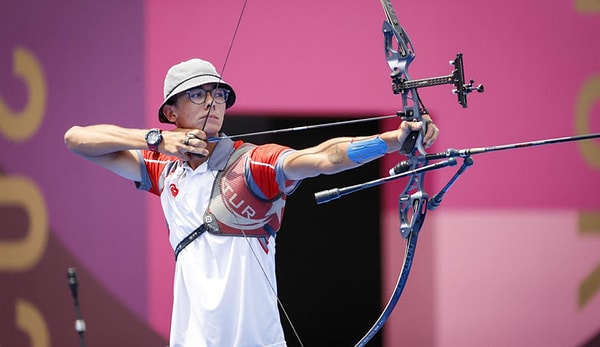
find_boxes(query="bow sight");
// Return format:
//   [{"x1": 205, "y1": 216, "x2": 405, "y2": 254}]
[{"x1": 389, "y1": 52, "x2": 485, "y2": 108}]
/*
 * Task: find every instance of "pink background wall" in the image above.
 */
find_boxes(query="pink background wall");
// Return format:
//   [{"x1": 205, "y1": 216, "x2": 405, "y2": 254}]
[{"x1": 1, "y1": 0, "x2": 598, "y2": 345}]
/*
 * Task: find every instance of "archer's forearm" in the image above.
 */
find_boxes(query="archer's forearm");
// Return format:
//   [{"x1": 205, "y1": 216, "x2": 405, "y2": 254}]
[{"x1": 64, "y1": 124, "x2": 149, "y2": 157}]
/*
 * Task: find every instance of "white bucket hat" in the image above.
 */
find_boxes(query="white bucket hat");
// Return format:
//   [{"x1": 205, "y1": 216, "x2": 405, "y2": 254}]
[{"x1": 158, "y1": 58, "x2": 236, "y2": 123}]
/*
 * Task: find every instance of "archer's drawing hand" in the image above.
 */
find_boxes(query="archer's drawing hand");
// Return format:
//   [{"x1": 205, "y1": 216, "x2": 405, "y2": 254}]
[{"x1": 162, "y1": 128, "x2": 210, "y2": 160}]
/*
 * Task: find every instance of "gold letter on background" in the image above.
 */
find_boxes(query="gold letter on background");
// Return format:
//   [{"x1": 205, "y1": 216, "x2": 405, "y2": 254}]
[
  {"x1": 0, "y1": 47, "x2": 47, "y2": 142},
  {"x1": 0, "y1": 176, "x2": 48, "y2": 271}
]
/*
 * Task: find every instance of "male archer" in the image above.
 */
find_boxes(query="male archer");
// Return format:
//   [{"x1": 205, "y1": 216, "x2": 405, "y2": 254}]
[{"x1": 64, "y1": 58, "x2": 439, "y2": 346}]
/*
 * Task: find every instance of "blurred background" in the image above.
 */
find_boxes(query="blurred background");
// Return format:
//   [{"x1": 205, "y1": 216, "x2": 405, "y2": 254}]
[{"x1": 1, "y1": 0, "x2": 598, "y2": 346}]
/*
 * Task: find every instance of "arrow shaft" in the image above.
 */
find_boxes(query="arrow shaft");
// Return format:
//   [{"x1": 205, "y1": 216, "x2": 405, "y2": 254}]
[{"x1": 208, "y1": 114, "x2": 400, "y2": 142}]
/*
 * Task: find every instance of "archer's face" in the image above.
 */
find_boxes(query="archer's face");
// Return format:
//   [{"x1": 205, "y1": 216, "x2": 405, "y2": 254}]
[{"x1": 170, "y1": 83, "x2": 226, "y2": 136}]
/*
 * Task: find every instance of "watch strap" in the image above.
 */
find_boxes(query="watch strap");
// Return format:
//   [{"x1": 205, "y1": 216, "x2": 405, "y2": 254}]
[{"x1": 145, "y1": 128, "x2": 162, "y2": 152}]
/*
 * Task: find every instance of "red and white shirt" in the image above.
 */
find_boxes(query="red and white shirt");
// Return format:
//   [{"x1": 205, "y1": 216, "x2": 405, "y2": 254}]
[{"x1": 136, "y1": 139, "x2": 300, "y2": 347}]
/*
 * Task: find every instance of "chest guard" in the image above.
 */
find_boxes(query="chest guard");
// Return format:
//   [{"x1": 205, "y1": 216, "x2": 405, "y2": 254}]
[{"x1": 203, "y1": 144, "x2": 287, "y2": 237}]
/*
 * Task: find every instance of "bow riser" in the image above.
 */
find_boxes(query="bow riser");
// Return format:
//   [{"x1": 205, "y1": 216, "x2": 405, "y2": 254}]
[{"x1": 354, "y1": 1, "x2": 485, "y2": 345}]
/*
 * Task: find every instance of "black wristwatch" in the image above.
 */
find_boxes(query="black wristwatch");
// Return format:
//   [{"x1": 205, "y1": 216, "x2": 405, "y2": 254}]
[{"x1": 144, "y1": 128, "x2": 163, "y2": 152}]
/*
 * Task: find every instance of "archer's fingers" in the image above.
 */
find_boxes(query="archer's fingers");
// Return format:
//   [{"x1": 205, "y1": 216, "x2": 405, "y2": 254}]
[
  {"x1": 183, "y1": 132, "x2": 211, "y2": 156},
  {"x1": 422, "y1": 120, "x2": 439, "y2": 148},
  {"x1": 400, "y1": 120, "x2": 422, "y2": 133}
]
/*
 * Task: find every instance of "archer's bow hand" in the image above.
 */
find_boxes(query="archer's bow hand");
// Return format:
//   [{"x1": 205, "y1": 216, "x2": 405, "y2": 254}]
[
  {"x1": 397, "y1": 115, "x2": 439, "y2": 151},
  {"x1": 421, "y1": 114, "x2": 439, "y2": 149}
]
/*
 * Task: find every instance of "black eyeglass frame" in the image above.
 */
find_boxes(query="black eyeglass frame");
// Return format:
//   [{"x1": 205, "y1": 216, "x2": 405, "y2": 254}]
[{"x1": 185, "y1": 87, "x2": 230, "y2": 105}]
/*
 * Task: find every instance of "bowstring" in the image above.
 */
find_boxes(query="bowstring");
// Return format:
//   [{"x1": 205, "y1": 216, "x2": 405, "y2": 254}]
[
  {"x1": 215, "y1": 1, "x2": 305, "y2": 346},
  {"x1": 219, "y1": 0, "x2": 248, "y2": 78},
  {"x1": 201, "y1": 0, "x2": 249, "y2": 132},
  {"x1": 235, "y1": 215, "x2": 305, "y2": 347}
]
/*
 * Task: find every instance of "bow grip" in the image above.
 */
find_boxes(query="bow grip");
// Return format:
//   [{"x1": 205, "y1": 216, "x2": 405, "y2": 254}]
[
  {"x1": 401, "y1": 130, "x2": 420, "y2": 154},
  {"x1": 397, "y1": 109, "x2": 425, "y2": 155}
]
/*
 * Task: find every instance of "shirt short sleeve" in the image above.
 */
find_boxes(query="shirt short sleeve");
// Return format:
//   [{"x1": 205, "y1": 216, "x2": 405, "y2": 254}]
[{"x1": 247, "y1": 144, "x2": 301, "y2": 200}]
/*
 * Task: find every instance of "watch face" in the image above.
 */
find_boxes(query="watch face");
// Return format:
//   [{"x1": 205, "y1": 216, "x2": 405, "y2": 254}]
[
  {"x1": 147, "y1": 133, "x2": 160, "y2": 144},
  {"x1": 146, "y1": 130, "x2": 162, "y2": 145}
]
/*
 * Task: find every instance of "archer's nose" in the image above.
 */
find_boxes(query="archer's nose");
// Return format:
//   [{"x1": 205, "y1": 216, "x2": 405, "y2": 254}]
[{"x1": 204, "y1": 94, "x2": 215, "y2": 108}]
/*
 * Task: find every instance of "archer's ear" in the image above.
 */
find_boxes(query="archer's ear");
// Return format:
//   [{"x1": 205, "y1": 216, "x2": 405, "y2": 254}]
[{"x1": 162, "y1": 105, "x2": 177, "y2": 123}]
